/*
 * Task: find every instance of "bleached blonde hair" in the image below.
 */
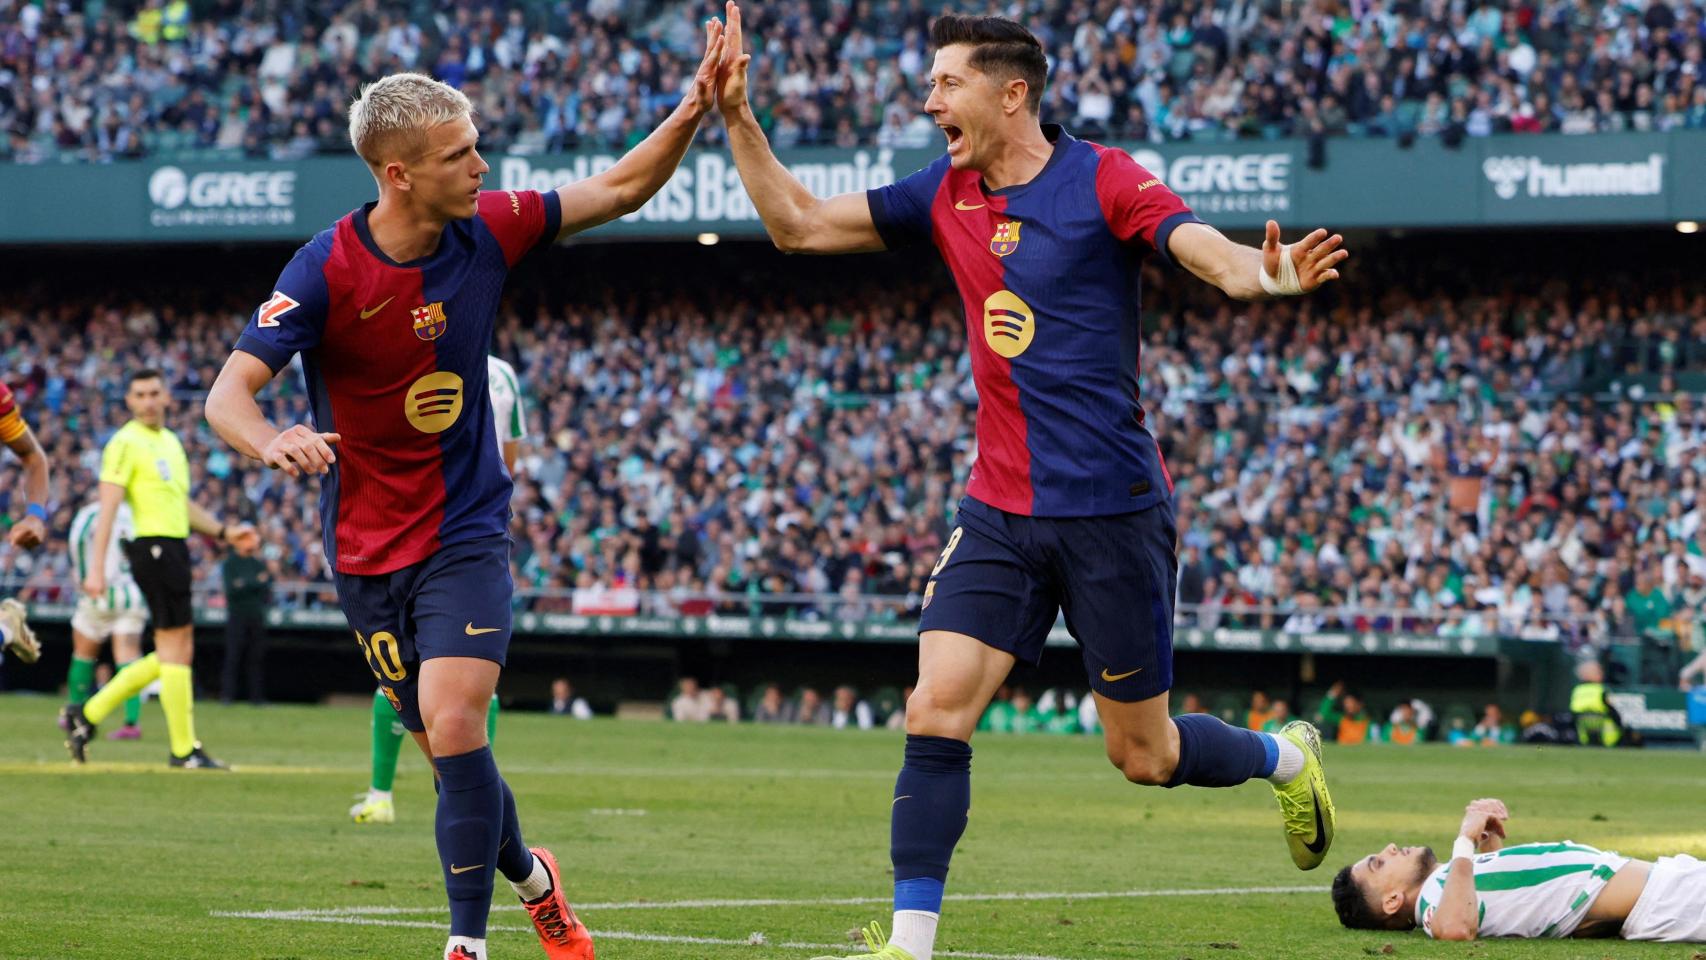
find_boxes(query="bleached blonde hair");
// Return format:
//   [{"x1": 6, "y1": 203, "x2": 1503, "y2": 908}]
[{"x1": 348, "y1": 73, "x2": 474, "y2": 168}]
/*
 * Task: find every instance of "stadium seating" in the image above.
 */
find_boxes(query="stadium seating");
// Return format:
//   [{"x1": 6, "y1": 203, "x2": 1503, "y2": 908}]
[
  {"x1": 6, "y1": 0, "x2": 1706, "y2": 162},
  {"x1": 1, "y1": 247, "x2": 1703, "y2": 667}
]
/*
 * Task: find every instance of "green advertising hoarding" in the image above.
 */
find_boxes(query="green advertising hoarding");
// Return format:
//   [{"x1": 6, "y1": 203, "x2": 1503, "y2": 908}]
[{"x1": 2, "y1": 131, "x2": 1702, "y2": 244}]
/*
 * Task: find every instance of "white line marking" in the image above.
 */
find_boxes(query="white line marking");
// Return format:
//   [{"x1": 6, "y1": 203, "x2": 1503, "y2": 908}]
[{"x1": 211, "y1": 911, "x2": 1085, "y2": 960}]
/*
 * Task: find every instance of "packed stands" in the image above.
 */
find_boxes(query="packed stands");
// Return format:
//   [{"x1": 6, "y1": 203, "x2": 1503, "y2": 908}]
[
  {"x1": 1, "y1": 236, "x2": 1703, "y2": 669},
  {"x1": 6, "y1": 0, "x2": 1706, "y2": 162}
]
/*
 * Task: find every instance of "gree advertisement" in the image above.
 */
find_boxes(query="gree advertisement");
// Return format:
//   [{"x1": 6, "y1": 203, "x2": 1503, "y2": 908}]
[{"x1": 1, "y1": 131, "x2": 1702, "y2": 243}]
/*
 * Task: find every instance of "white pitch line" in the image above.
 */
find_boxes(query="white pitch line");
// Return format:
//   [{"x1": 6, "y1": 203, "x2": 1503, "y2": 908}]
[
  {"x1": 213, "y1": 885, "x2": 1327, "y2": 919},
  {"x1": 212, "y1": 910, "x2": 1082, "y2": 960}
]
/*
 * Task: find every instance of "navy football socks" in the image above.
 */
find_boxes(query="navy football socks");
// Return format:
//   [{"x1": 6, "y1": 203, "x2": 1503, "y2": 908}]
[
  {"x1": 891, "y1": 734, "x2": 973, "y2": 914},
  {"x1": 435, "y1": 746, "x2": 504, "y2": 937},
  {"x1": 496, "y1": 776, "x2": 536, "y2": 882},
  {"x1": 1164, "y1": 713, "x2": 1277, "y2": 788}
]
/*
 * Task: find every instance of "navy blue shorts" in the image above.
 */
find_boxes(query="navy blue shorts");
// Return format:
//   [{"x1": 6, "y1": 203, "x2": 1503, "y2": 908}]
[
  {"x1": 333, "y1": 535, "x2": 514, "y2": 733},
  {"x1": 918, "y1": 496, "x2": 1178, "y2": 703}
]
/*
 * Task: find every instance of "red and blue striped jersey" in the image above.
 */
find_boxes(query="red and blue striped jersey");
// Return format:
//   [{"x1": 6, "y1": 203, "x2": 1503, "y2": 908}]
[
  {"x1": 235, "y1": 190, "x2": 560, "y2": 575},
  {"x1": 868, "y1": 125, "x2": 1199, "y2": 518}
]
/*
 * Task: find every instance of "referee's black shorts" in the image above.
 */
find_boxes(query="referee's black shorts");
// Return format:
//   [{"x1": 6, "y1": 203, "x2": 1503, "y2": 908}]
[{"x1": 124, "y1": 536, "x2": 194, "y2": 630}]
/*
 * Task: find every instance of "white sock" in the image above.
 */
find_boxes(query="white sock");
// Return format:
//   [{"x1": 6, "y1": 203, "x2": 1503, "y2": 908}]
[
  {"x1": 368, "y1": 788, "x2": 393, "y2": 802},
  {"x1": 889, "y1": 909, "x2": 940, "y2": 960},
  {"x1": 510, "y1": 851, "x2": 553, "y2": 902},
  {"x1": 1265, "y1": 733, "x2": 1306, "y2": 784},
  {"x1": 444, "y1": 935, "x2": 486, "y2": 959}
]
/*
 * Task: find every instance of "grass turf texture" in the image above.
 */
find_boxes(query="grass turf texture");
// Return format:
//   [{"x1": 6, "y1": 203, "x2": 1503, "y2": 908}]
[{"x1": 2, "y1": 696, "x2": 1702, "y2": 959}]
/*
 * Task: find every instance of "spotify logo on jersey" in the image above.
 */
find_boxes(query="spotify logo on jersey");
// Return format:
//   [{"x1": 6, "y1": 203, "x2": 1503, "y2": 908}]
[
  {"x1": 405, "y1": 372, "x2": 464, "y2": 434},
  {"x1": 982, "y1": 290, "x2": 1035, "y2": 359}
]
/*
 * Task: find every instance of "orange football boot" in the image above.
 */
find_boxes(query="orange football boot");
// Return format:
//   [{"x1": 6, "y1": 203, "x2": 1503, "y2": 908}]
[{"x1": 521, "y1": 847, "x2": 594, "y2": 960}]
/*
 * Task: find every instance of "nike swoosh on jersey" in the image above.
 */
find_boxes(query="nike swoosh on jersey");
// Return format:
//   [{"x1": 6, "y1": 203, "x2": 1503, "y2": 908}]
[
  {"x1": 1100, "y1": 667, "x2": 1143, "y2": 682},
  {"x1": 465, "y1": 623, "x2": 501, "y2": 636},
  {"x1": 359, "y1": 296, "x2": 396, "y2": 319},
  {"x1": 955, "y1": 199, "x2": 986, "y2": 211},
  {"x1": 1302, "y1": 787, "x2": 1329, "y2": 854}
]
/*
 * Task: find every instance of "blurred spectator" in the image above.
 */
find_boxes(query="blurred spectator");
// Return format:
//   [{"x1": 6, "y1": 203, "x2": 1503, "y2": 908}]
[
  {"x1": 1473, "y1": 703, "x2": 1518, "y2": 745},
  {"x1": 1387, "y1": 702, "x2": 1422, "y2": 745},
  {"x1": 795, "y1": 686, "x2": 830, "y2": 725},
  {"x1": 219, "y1": 531, "x2": 271, "y2": 706},
  {"x1": 1388, "y1": 697, "x2": 1436, "y2": 739},
  {"x1": 1176, "y1": 692, "x2": 1207, "y2": 715},
  {"x1": 1334, "y1": 692, "x2": 1377, "y2": 745},
  {"x1": 1246, "y1": 690, "x2": 1272, "y2": 730},
  {"x1": 830, "y1": 684, "x2": 874, "y2": 730},
  {"x1": 753, "y1": 682, "x2": 789, "y2": 723},
  {"x1": 1260, "y1": 699, "x2": 1291, "y2": 733},
  {"x1": 549, "y1": 677, "x2": 593, "y2": 719},
  {"x1": 703, "y1": 684, "x2": 740, "y2": 723},
  {"x1": 671, "y1": 676, "x2": 709, "y2": 722}
]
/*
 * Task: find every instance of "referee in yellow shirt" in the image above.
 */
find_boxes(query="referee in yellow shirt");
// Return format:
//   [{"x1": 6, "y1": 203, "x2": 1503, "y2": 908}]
[{"x1": 65, "y1": 369, "x2": 254, "y2": 768}]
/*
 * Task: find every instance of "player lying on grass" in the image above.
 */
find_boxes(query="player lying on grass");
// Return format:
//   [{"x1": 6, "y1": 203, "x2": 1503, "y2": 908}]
[{"x1": 1333, "y1": 798, "x2": 1706, "y2": 941}]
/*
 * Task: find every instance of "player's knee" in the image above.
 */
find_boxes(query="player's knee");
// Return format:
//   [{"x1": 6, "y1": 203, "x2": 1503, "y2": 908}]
[
  {"x1": 423, "y1": 705, "x2": 488, "y2": 754},
  {"x1": 1108, "y1": 743, "x2": 1171, "y2": 785},
  {"x1": 904, "y1": 685, "x2": 977, "y2": 739}
]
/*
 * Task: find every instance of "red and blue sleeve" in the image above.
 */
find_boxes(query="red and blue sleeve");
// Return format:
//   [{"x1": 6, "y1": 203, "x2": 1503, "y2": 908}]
[
  {"x1": 235, "y1": 233, "x2": 333, "y2": 374},
  {"x1": 1093, "y1": 147, "x2": 1202, "y2": 267},
  {"x1": 0, "y1": 382, "x2": 25, "y2": 444},
  {"x1": 866, "y1": 155, "x2": 951, "y2": 250},
  {"x1": 478, "y1": 189, "x2": 563, "y2": 267}
]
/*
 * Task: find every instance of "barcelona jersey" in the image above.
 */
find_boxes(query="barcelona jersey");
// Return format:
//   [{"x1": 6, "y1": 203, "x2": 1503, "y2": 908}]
[
  {"x1": 0, "y1": 381, "x2": 26, "y2": 445},
  {"x1": 868, "y1": 125, "x2": 1200, "y2": 518},
  {"x1": 235, "y1": 190, "x2": 561, "y2": 575}
]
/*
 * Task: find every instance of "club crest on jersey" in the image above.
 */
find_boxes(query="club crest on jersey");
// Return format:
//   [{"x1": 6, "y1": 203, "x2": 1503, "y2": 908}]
[
  {"x1": 411, "y1": 301, "x2": 448, "y2": 340},
  {"x1": 989, "y1": 220, "x2": 1022, "y2": 257}
]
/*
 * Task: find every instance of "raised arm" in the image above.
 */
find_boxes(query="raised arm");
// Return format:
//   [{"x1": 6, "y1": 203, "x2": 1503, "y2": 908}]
[
  {"x1": 1167, "y1": 219, "x2": 1346, "y2": 302},
  {"x1": 554, "y1": 20, "x2": 724, "y2": 238},
  {"x1": 1432, "y1": 798, "x2": 1508, "y2": 941},
  {"x1": 716, "y1": 1, "x2": 886, "y2": 254}
]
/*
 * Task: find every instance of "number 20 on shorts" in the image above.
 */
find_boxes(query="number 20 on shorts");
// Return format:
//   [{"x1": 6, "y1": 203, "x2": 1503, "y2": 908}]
[{"x1": 356, "y1": 629, "x2": 408, "y2": 682}]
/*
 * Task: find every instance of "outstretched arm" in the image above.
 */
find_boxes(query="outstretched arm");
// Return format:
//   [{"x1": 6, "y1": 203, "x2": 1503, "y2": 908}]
[
  {"x1": 716, "y1": 1, "x2": 885, "y2": 253},
  {"x1": 1167, "y1": 219, "x2": 1347, "y2": 302},
  {"x1": 554, "y1": 20, "x2": 724, "y2": 238}
]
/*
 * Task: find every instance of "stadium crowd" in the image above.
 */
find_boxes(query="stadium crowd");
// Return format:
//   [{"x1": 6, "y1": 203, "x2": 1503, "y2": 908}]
[
  {"x1": 1, "y1": 245, "x2": 1704, "y2": 666},
  {"x1": 6, "y1": 0, "x2": 1706, "y2": 163}
]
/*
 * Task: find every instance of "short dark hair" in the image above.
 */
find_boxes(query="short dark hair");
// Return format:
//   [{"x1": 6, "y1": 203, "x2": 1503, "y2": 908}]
[
  {"x1": 128, "y1": 368, "x2": 165, "y2": 386},
  {"x1": 1331, "y1": 864, "x2": 1383, "y2": 930},
  {"x1": 929, "y1": 14, "x2": 1047, "y2": 114}
]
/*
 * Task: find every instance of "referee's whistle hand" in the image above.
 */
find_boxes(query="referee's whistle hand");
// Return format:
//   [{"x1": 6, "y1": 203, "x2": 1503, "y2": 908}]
[{"x1": 263, "y1": 425, "x2": 341, "y2": 477}]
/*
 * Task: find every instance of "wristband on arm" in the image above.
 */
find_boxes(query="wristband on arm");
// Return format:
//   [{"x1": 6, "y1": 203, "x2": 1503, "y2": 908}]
[
  {"x1": 25, "y1": 503, "x2": 47, "y2": 522},
  {"x1": 1452, "y1": 836, "x2": 1477, "y2": 861}
]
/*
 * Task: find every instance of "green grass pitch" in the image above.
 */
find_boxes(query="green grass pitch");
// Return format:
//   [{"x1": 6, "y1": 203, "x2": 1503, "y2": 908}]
[{"x1": 3, "y1": 695, "x2": 1702, "y2": 959}]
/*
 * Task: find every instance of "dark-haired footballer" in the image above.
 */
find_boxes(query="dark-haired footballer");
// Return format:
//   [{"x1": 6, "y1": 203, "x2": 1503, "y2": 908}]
[
  {"x1": 1334, "y1": 798, "x2": 1706, "y2": 943},
  {"x1": 713, "y1": 5, "x2": 1351, "y2": 959}
]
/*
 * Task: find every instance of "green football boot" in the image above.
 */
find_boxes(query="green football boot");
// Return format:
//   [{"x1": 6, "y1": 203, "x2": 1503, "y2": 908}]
[
  {"x1": 810, "y1": 922, "x2": 916, "y2": 960},
  {"x1": 1271, "y1": 720, "x2": 1337, "y2": 870}
]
